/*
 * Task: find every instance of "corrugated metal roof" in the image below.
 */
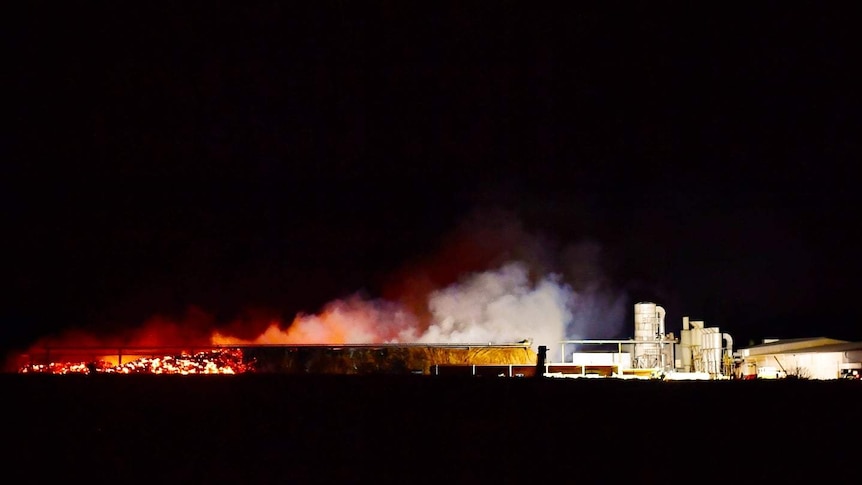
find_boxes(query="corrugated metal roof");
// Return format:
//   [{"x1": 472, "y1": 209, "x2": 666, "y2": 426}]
[
  {"x1": 739, "y1": 337, "x2": 849, "y2": 356},
  {"x1": 743, "y1": 337, "x2": 841, "y2": 349},
  {"x1": 771, "y1": 341, "x2": 862, "y2": 354}
]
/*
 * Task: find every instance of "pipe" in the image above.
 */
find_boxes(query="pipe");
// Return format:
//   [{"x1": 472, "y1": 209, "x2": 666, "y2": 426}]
[
  {"x1": 722, "y1": 333, "x2": 734, "y2": 376},
  {"x1": 657, "y1": 306, "x2": 666, "y2": 337},
  {"x1": 722, "y1": 333, "x2": 733, "y2": 358}
]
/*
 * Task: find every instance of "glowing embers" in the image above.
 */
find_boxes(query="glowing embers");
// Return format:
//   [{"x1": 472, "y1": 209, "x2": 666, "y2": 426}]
[{"x1": 18, "y1": 348, "x2": 253, "y2": 375}]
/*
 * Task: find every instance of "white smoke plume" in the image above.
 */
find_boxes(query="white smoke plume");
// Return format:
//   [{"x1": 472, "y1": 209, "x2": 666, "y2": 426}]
[
  {"x1": 415, "y1": 261, "x2": 574, "y2": 361},
  {"x1": 562, "y1": 240, "x2": 628, "y2": 340},
  {"x1": 566, "y1": 286, "x2": 629, "y2": 339},
  {"x1": 23, "y1": 207, "x2": 630, "y2": 368},
  {"x1": 214, "y1": 261, "x2": 577, "y2": 361},
  {"x1": 215, "y1": 222, "x2": 628, "y2": 363}
]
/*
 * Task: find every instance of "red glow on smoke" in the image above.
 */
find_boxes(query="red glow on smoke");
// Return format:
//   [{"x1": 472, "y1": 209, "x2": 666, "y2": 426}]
[
  {"x1": 12, "y1": 210, "x2": 558, "y2": 373},
  {"x1": 381, "y1": 210, "x2": 539, "y2": 324}
]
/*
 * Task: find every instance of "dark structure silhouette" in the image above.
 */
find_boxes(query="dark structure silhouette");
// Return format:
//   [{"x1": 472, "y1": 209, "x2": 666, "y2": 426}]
[{"x1": 535, "y1": 346, "x2": 547, "y2": 378}]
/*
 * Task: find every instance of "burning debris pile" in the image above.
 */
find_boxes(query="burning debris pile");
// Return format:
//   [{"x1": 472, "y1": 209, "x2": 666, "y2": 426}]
[
  {"x1": 10, "y1": 215, "x2": 633, "y2": 375},
  {"x1": 12, "y1": 248, "x2": 626, "y2": 374},
  {"x1": 18, "y1": 348, "x2": 252, "y2": 375}
]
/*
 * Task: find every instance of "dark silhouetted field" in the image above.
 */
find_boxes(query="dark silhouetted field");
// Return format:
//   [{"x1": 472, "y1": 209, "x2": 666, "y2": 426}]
[{"x1": 4, "y1": 375, "x2": 860, "y2": 483}]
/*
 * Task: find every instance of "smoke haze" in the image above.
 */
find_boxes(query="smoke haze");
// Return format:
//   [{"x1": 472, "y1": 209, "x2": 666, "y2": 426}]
[
  {"x1": 418, "y1": 262, "x2": 572, "y2": 359},
  {"x1": 16, "y1": 210, "x2": 631, "y2": 365},
  {"x1": 562, "y1": 241, "x2": 629, "y2": 339},
  {"x1": 210, "y1": 211, "x2": 628, "y2": 363}
]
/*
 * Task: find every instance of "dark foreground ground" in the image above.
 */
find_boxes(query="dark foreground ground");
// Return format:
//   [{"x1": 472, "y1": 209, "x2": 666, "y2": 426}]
[{"x1": 4, "y1": 374, "x2": 861, "y2": 484}]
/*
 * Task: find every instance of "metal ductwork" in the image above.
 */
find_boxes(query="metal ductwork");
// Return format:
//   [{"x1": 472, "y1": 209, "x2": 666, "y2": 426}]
[
  {"x1": 656, "y1": 305, "x2": 666, "y2": 338},
  {"x1": 722, "y1": 333, "x2": 733, "y2": 358}
]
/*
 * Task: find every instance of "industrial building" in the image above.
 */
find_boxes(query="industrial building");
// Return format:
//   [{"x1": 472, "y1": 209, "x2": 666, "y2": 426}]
[
  {"x1": 547, "y1": 302, "x2": 734, "y2": 380},
  {"x1": 13, "y1": 301, "x2": 739, "y2": 379},
  {"x1": 545, "y1": 303, "x2": 862, "y2": 380},
  {"x1": 736, "y1": 337, "x2": 862, "y2": 380},
  {"x1": 15, "y1": 300, "x2": 862, "y2": 380}
]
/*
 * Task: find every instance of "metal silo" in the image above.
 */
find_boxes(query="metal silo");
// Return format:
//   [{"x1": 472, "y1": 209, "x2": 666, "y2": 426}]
[
  {"x1": 633, "y1": 302, "x2": 665, "y2": 369},
  {"x1": 689, "y1": 320, "x2": 704, "y2": 372},
  {"x1": 702, "y1": 327, "x2": 722, "y2": 376},
  {"x1": 680, "y1": 316, "x2": 693, "y2": 372}
]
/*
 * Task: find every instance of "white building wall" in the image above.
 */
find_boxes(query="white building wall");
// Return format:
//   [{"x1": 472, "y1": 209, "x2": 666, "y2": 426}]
[
  {"x1": 790, "y1": 353, "x2": 841, "y2": 379},
  {"x1": 747, "y1": 353, "x2": 843, "y2": 380},
  {"x1": 571, "y1": 352, "x2": 632, "y2": 368}
]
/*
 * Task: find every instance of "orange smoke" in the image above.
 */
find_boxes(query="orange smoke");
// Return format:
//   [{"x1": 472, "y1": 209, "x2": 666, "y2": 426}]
[
  {"x1": 14, "y1": 208, "x2": 553, "y2": 369},
  {"x1": 212, "y1": 296, "x2": 419, "y2": 345},
  {"x1": 16, "y1": 296, "x2": 422, "y2": 365}
]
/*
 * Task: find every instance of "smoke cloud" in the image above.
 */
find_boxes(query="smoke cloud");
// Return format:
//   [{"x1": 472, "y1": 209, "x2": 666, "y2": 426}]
[
  {"x1": 16, "y1": 209, "x2": 631, "y2": 366},
  {"x1": 562, "y1": 240, "x2": 629, "y2": 339},
  {"x1": 213, "y1": 296, "x2": 420, "y2": 345},
  {"x1": 417, "y1": 262, "x2": 573, "y2": 359},
  {"x1": 213, "y1": 261, "x2": 574, "y2": 357}
]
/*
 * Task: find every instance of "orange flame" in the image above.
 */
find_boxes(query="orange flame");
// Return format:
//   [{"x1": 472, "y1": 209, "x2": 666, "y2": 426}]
[
  {"x1": 14, "y1": 214, "x2": 545, "y2": 373},
  {"x1": 212, "y1": 296, "x2": 420, "y2": 345}
]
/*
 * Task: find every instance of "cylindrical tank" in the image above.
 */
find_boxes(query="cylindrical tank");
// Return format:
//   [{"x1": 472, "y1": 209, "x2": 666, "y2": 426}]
[
  {"x1": 634, "y1": 302, "x2": 659, "y2": 341},
  {"x1": 680, "y1": 329, "x2": 692, "y2": 372},
  {"x1": 689, "y1": 321, "x2": 704, "y2": 372},
  {"x1": 702, "y1": 327, "x2": 722, "y2": 375},
  {"x1": 633, "y1": 302, "x2": 664, "y2": 368}
]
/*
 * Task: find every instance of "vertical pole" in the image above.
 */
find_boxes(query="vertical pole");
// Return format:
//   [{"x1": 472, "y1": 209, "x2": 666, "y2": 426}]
[
  {"x1": 671, "y1": 340, "x2": 676, "y2": 373},
  {"x1": 658, "y1": 337, "x2": 665, "y2": 372},
  {"x1": 535, "y1": 346, "x2": 547, "y2": 378},
  {"x1": 618, "y1": 342, "x2": 622, "y2": 374}
]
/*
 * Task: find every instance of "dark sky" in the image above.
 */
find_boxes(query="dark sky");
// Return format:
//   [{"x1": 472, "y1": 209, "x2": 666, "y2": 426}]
[{"x1": 3, "y1": 2, "x2": 860, "y2": 355}]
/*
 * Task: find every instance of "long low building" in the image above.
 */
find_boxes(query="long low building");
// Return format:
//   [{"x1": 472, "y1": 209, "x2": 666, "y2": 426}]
[
  {"x1": 14, "y1": 343, "x2": 540, "y2": 375},
  {"x1": 242, "y1": 343, "x2": 538, "y2": 374},
  {"x1": 737, "y1": 337, "x2": 862, "y2": 379}
]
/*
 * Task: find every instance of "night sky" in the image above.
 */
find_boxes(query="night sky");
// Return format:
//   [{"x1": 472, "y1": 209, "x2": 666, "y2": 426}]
[{"x1": 3, "y1": 2, "x2": 860, "y2": 358}]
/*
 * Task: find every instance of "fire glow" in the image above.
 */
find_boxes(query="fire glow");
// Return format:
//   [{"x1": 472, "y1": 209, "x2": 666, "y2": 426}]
[
  {"x1": 13, "y1": 257, "x2": 624, "y2": 373},
  {"x1": 18, "y1": 348, "x2": 251, "y2": 375}
]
